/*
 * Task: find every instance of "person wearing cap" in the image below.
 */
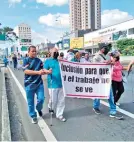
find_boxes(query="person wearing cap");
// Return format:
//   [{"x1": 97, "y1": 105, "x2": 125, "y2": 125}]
[
  {"x1": 44, "y1": 48, "x2": 66, "y2": 122},
  {"x1": 111, "y1": 51, "x2": 127, "y2": 106},
  {"x1": 92, "y1": 43, "x2": 123, "y2": 119}
]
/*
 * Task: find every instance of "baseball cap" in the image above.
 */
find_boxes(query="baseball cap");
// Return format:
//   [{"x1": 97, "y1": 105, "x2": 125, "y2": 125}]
[{"x1": 98, "y1": 43, "x2": 112, "y2": 50}]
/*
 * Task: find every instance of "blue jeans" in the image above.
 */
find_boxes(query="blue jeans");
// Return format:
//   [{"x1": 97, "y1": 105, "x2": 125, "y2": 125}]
[
  {"x1": 4, "y1": 63, "x2": 8, "y2": 67},
  {"x1": 25, "y1": 84, "x2": 45, "y2": 118},
  {"x1": 93, "y1": 87, "x2": 116, "y2": 115}
]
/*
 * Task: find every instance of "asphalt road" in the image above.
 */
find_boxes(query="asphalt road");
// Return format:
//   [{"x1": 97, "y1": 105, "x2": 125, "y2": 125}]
[{"x1": 9, "y1": 66, "x2": 134, "y2": 141}]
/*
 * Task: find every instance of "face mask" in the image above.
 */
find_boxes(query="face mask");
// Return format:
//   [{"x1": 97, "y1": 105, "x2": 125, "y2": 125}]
[
  {"x1": 53, "y1": 52, "x2": 59, "y2": 59},
  {"x1": 103, "y1": 48, "x2": 109, "y2": 55}
]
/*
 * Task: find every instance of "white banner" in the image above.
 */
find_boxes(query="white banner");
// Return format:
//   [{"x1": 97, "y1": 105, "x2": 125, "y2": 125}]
[{"x1": 59, "y1": 60, "x2": 112, "y2": 99}]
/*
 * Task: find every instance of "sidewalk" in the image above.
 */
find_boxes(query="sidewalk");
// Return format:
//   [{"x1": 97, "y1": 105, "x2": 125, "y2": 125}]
[{"x1": 0, "y1": 66, "x2": 11, "y2": 141}]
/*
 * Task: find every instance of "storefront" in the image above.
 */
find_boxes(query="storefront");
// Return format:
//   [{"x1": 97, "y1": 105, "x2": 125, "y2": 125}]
[{"x1": 84, "y1": 19, "x2": 134, "y2": 54}]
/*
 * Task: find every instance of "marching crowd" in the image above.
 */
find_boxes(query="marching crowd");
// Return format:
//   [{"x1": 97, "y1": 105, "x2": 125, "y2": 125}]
[
  {"x1": 4, "y1": 43, "x2": 134, "y2": 124},
  {"x1": 3, "y1": 53, "x2": 28, "y2": 69}
]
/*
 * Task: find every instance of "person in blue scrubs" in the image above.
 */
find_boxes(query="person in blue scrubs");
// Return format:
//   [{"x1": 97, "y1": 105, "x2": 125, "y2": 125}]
[
  {"x1": 44, "y1": 48, "x2": 66, "y2": 122},
  {"x1": 23, "y1": 45, "x2": 52, "y2": 124}
]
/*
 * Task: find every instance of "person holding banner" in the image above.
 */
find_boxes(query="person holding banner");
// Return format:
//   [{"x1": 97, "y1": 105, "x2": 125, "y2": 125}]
[
  {"x1": 44, "y1": 48, "x2": 66, "y2": 122},
  {"x1": 111, "y1": 51, "x2": 127, "y2": 106},
  {"x1": 92, "y1": 43, "x2": 123, "y2": 120}
]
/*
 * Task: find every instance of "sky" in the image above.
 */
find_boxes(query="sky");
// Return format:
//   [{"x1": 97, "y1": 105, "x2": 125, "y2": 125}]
[{"x1": 0, "y1": 0, "x2": 134, "y2": 44}]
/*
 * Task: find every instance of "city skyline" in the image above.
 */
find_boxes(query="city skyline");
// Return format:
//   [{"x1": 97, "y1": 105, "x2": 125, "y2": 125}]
[{"x1": 0, "y1": 0, "x2": 134, "y2": 44}]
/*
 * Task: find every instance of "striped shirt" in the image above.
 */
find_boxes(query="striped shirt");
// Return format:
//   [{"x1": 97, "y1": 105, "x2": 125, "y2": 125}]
[{"x1": 23, "y1": 57, "x2": 43, "y2": 90}]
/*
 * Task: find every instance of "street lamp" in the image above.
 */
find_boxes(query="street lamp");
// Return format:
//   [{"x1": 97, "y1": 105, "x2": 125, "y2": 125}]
[{"x1": 55, "y1": 16, "x2": 65, "y2": 50}]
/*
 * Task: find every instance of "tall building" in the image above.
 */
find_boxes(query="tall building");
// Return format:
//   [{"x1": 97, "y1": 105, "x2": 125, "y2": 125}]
[
  {"x1": 17, "y1": 23, "x2": 32, "y2": 46},
  {"x1": 70, "y1": 0, "x2": 101, "y2": 31},
  {"x1": 69, "y1": 0, "x2": 81, "y2": 31}
]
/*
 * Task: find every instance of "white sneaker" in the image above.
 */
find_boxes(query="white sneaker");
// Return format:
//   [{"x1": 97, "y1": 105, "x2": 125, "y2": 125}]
[
  {"x1": 31, "y1": 117, "x2": 38, "y2": 124},
  {"x1": 57, "y1": 116, "x2": 67, "y2": 122}
]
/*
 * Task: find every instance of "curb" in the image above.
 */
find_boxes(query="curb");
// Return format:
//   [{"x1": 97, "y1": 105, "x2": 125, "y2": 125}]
[{"x1": 1, "y1": 68, "x2": 11, "y2": 141}]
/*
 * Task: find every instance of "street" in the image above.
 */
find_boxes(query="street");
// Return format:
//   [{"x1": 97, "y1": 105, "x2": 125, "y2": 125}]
[
  {"x1": 1, "y1": 0, "x2": 134, "y2": 141},
  {"x1": 6, "y1": 66, "x2": 134, "y2": 141}
]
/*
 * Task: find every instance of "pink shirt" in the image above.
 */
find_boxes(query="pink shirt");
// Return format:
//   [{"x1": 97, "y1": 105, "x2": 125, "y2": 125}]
[{"x1": 112, "y1": 61, "x2": 123, "y2": 82}]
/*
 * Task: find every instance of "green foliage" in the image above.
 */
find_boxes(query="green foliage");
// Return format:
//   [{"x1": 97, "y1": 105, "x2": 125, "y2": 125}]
[
  {"x1": 38, "y1": 51, "x2": 48, "y2": 56},
  {"x1": 116, "y1": 38, "x2": 134, "y2": 56},
  {"x1": 116, "y1": 38, "x2": 134, "y2": 50},
  {"x1": 2, "y1": 27, "x2": 13, "y2": 34},
  {"x1": 0, "y1": 27, "x2": 13, "y2": 34},
  {"x1": 0, "y1": 26, "x2": 17, "y2": 42},
  {"x1": 122, "y1": 45, "x2": 134, "y2": 56}
]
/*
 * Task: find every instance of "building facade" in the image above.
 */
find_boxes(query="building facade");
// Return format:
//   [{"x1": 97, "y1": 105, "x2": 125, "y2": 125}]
[
  {"x1": 18, "y1": 23, "x2": 32, "y2": 46},
  {"x1": 70, "y1": 0, "x2": 101, "y2": 31},
  {"x1": 14, "y1": 23, "x2": 32, "y2": 54},
  {"x1": 84, "y1": 19, "x2": 134, "y2": 54}
]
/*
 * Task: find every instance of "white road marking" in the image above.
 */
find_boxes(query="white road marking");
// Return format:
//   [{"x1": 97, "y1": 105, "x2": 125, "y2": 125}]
[
  {"x1": 100, "y1": 100, "x2": 134, "y2": 119},
  {"x1": 8, "y1": 67, "x2": 57, "y2": 142}
]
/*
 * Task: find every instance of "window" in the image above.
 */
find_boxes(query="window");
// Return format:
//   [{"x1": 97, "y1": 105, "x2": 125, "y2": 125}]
[{"x1": 128, "y1": 28, "x2": 134, "y2": 35}]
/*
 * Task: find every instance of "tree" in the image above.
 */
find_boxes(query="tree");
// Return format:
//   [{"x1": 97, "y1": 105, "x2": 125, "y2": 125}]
[
  {"x1": 2, "y1": 27, "x2": 13, "y2": 33},
  {"x1": 0, "y1": 25, "x2": 18, "y2": 42},
  {"x1": 122, "y1": 45, "x2": 134, "y2": 56},
  {"x1": 116, "y1": 38, "x2": 134, "y2": 51}
]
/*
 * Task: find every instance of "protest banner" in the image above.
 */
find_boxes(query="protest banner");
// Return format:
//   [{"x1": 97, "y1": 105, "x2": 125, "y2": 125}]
[{"x1": 59, "y1": 60, "x2": 112, "y2": 99}]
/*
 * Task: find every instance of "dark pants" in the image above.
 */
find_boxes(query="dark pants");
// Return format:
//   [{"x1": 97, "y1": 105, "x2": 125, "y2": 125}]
[
  {"x1": 4, "y1": 63, "x2": 8, "y2": 67},
  {"x1": 112, "y1": 80, "x2": 124, "y2": 104},
  {"x1": 13, "y1": 62, "x2": 17, "y2": 69}
]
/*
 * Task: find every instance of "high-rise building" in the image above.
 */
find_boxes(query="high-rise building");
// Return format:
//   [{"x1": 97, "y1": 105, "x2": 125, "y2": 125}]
[
  {"x1": 69, "y1": 0, "x2": 81, "y2": 31},
  {"x1": 70, "y1": 0, "x2": 101, "y2": 31},
  {"x1": 90, "y1": 0, "x2": 101, "y2": 30}
]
